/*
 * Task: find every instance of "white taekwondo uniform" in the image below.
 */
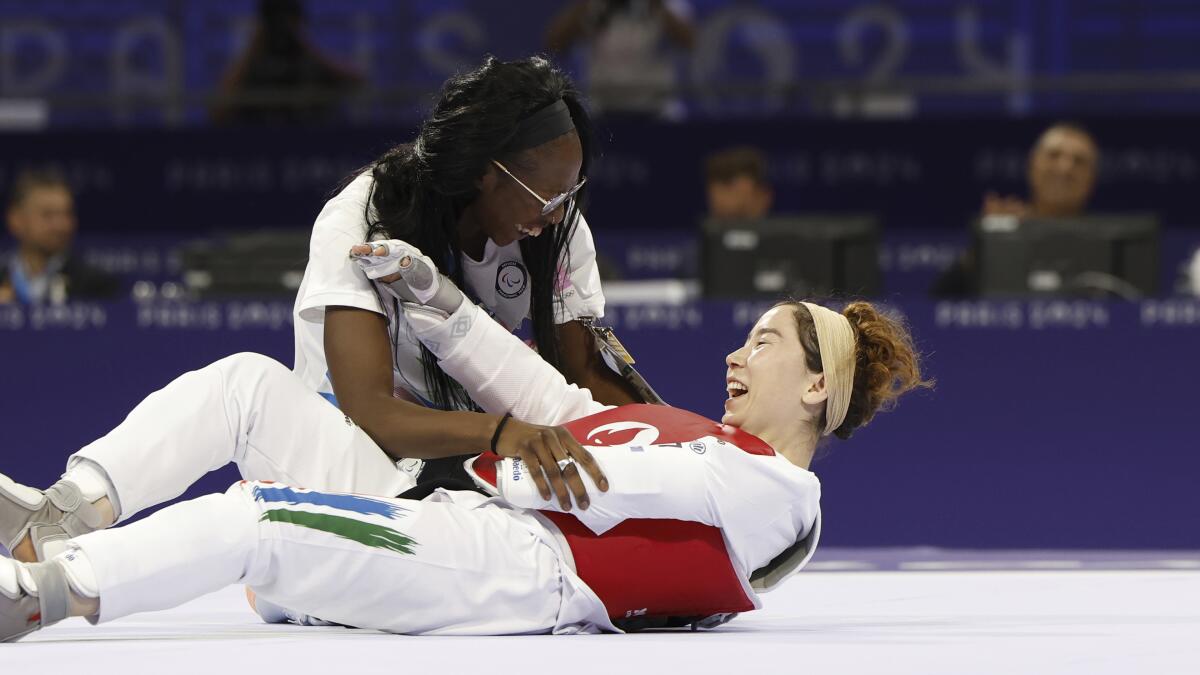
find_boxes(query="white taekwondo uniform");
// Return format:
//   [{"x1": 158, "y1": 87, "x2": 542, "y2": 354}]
[{"x1": 63, "y1": 301, "x2": 820, "y2": 634}]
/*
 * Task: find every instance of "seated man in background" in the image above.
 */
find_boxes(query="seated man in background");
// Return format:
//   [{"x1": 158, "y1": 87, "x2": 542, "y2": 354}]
[
  {"x1": 932, "y1": 123, "x2": 1100, "y2": 297},
  {"x1": 705, "y1": 146, "x2": 774, "y2": 221},
  {"x1": 0, "y1": 169, "x2": 120, "y2": 305},
  {"x1": 983, "y1": 122, "x2": 1099, "y2": 219}
]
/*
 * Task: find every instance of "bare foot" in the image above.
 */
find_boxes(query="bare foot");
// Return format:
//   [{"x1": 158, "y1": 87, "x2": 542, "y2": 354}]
[
  {"x1": 93, "y1": 496, "x2": 116, "y2": 528},
  {"x1": 69, "y1": 588, "x2": 99, "y2": 618},
  {"x1": 13, "y1": 534, "x2": 36, "y2": 563},
  {"x1": 11, "y1": 496, "x2": 114, "y2": 563}
]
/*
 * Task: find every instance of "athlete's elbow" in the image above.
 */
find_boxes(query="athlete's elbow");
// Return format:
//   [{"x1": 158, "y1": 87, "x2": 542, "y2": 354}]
[
  {"x1": 340, "y1": 395, "x2": 398, "y2": 444},
  {"x1": 336, "y1": 393, "x2": 377, "y2": 427}
]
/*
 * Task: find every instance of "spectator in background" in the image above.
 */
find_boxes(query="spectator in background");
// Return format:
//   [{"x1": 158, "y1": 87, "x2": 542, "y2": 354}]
[
  {"x1": 982, "y1": 123, "x2": 1099, "y2": 219},
  {"x1": 213, "y1": 0, "x2": 363, "y2": 125},
  {"x1": 0, "y1": 169, "x2": 119, "y2": 305},
  {"x1": 546, "y1": 0, "x2": 694, "y2": 119},
  {"x1": 705, "y1": 146, "x2": 773, "y2": 220},
  {"x1": 932, "y1": 123, "x2": 1101, "y2": 297}
]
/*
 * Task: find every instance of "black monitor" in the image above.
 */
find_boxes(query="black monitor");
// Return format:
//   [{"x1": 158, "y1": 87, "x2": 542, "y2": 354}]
[
  {"x1": 181, "y1": 231, "x2": 310, "y2": 297},
  {"x1": 973, "y1": 214, "x2": 1159, "y2": 299},
  {"x1": 701, "y1": 215, "x2": 880, "y2": 299}
]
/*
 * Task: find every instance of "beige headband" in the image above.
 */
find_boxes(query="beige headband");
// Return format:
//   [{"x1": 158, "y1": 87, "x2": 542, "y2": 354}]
[{"x1": 799, "y1": 302, "x2": 857, "y2": 436}]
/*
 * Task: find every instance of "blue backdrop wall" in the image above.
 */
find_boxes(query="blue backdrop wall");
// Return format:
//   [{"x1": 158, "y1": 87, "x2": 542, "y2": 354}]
[
  {"x1": 2, "y1": 297, "x2": 1197, "y2": 549},
  {"x1": 3, "y1": 117, "x2": 1199, "y2": 235}
]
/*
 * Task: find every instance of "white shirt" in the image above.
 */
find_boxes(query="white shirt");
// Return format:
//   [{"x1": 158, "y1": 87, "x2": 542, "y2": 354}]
[{"x1": 292, "y1": 171, "x2": 606, "y2": 408}]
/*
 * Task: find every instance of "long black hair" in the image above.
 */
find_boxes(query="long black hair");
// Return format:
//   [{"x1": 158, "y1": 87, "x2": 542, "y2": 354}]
[{"x1": 360, "y1": 55, "x2": 593, "y2": 410}]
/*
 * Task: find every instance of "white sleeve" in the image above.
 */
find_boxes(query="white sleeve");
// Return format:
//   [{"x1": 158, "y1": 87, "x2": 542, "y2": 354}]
[
  {"x1": 498, "y1": 440, "x2": 820, "y2": 573},
  {"x1": 554, "y1": 215, "x2": 606, "y2": 323},
  {"x1": 295, "y1": 178, "x2": 383, "y2": 323},
  {"x1": 407, "y1": 301, "x2": 612, "y2": 425}
]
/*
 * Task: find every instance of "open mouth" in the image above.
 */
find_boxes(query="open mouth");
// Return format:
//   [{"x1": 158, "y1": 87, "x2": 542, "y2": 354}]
[
  {"x1": 514, "y1": 223, "x2": 542, "y2": 237},
  {"x1": 727, "y1": 381, "x2": 748, "y2": 398}
]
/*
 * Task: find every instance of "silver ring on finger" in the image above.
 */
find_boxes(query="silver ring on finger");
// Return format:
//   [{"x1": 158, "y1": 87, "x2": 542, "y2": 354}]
[{"x1": 556, "y1": 457, "x2": 576, "y2": 472}]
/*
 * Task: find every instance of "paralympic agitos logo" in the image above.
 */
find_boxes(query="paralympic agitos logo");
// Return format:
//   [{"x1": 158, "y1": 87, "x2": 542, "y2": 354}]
[{"x1": 496, "y1": 260, "x2": 528, "y2": 299}]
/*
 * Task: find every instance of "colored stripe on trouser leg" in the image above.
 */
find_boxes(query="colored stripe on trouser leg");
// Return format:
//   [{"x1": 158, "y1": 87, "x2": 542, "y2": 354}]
[
  {"x1": 259, "y1": 509, "x2": 419, "y2": 555},
  {"x1": 251, "y1": 485, "x2": 408, "y2": 519}
]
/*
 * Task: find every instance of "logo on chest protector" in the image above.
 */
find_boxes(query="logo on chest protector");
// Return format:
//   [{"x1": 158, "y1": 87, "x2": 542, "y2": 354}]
[
  {"x1": 586, "y1": 421, "x2": 660, "y2": 446},
  {"x1": 496, "y1": 260, "x2": 528, "y2": 299}
]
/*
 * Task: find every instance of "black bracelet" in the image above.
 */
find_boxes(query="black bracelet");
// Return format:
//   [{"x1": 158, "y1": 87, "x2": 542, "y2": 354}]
[{"x1": 490, "y1": 413, "x2": 513, "y2": 454}]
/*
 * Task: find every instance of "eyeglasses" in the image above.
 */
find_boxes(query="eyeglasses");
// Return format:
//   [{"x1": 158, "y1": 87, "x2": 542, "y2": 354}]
[{"x1": 492, "y1": 160, "x2": 587, "y2": 218}]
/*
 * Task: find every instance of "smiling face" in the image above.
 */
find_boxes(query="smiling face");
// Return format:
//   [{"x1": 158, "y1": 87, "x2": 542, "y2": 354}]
[
  {"x1": 467, "y1": 131, "x2": 583, "y2": 249},
  {"x1": 723, "y1": 306, "x2": 829, "y2": 440}
]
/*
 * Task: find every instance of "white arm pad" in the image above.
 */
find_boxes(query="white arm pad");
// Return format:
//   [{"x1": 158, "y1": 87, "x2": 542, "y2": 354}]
[
  {"x1": 405, "y1": 301, "x2": 611, "y2": 425},
  {"x1": 497, "y1": 441, "x2": 713, "y2": 535}
]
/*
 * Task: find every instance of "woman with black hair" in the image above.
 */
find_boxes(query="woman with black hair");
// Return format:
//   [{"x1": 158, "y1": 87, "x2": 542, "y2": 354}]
[
  {"x1": 291, "y1": 55, "x2": 641, "y2": 492},
  {"x1": 0, "y1": 58, "x2": 627, "y2": 569}
]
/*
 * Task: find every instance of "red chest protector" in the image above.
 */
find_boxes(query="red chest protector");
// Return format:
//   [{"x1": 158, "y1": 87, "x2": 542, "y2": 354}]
[{"x1": 469, "y1": 404, "x2": 776, "y2": 625}]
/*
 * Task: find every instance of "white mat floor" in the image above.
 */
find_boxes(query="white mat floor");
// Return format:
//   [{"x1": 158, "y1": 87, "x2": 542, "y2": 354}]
[{"x1": 5, "y1": 557, "x2": 1198, "y2": 674}]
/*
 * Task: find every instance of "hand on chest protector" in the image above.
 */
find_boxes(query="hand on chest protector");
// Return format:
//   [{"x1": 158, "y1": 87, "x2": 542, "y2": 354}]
[{"x1": 493, "y1": 418, "x2": 609, "y2": 511}]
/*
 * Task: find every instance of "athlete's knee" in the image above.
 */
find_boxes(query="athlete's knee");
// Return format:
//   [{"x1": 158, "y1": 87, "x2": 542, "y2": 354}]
[
  {"x1": 225, "y1": 481, "x2": 283, "y2": 538},
  {"x1": 209, "y1": 483, "x2": 279, "y2": 586},
  {"x1": 211, "y1": 353, "x2": 298, "y2": 406},
  {"x1": 214, "y1": 352, "x2": 289, "y2": 382}
]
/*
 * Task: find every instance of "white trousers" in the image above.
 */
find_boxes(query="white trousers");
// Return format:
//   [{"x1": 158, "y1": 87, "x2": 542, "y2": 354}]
[
  {"x1": 70, "y1": 481, "x2": 568, "y2": 635},
  {"x1": 71, "y1": 353, "x2": 415, "y2": 521}
]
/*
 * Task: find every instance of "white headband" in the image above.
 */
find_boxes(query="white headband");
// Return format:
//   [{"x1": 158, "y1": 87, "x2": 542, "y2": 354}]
[{"x1": 799, "y1": 302, "x2": 857, "y2": 436}]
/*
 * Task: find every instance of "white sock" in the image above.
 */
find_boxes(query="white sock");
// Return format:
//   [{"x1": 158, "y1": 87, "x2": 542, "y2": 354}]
[
  {"x1": 62, "y1": 459, "x2": 120, "y2": 519},
  {"x1": 54, "y1": 546, "x2": 99, "y2": 599}
]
